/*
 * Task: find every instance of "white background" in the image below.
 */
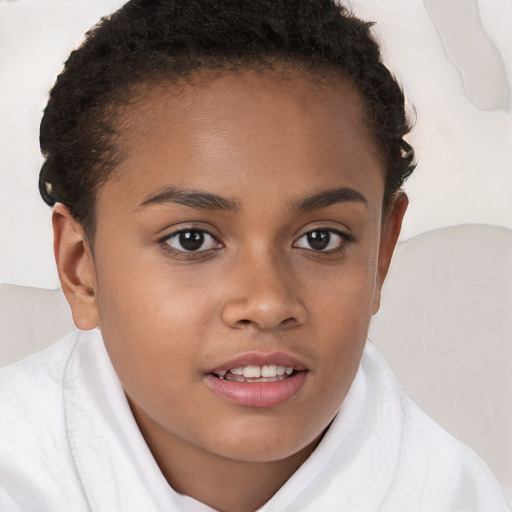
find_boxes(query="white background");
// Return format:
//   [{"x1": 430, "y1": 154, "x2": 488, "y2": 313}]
[{"x1": 0, "y1": 0, "x2": 511, "y2": 289}]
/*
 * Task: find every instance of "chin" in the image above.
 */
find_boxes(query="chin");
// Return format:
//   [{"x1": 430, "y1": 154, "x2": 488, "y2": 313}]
[{"x1": 202, "y1": 421, "x2": 321, "y2": 464}]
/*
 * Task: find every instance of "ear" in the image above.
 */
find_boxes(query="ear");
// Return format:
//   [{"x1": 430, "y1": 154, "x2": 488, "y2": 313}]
[
  {"x1": 52, "y1": 203, "x2": 99, "y2": 330},
  {"x1": 372, "y1": 192, "x2": 408, "y2": 315}
]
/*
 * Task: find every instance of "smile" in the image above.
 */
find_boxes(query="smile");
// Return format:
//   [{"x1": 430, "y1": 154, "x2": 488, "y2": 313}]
[{"x1": 215, "y1": 365, "x2": 295, "y2": 382}]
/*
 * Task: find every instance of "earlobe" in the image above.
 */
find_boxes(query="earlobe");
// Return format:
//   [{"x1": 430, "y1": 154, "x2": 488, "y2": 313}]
[
  {"x1": 372, "y1": 192, "x2": 408, "y2": 315},
  {"x1": 52, "y1": 204, "x2": 99, "y2": 330}
]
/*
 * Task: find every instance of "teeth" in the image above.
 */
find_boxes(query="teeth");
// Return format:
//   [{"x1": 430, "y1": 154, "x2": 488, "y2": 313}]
[
  {"x1": 243, "y1": 366, "x2": 261, "y2": 378},
  {"x1": 260, "y1": 365, "x2": 276, "y2": 377},
  {"x1": 220, "y1": 365, "x2": 295, "y2": 379}
]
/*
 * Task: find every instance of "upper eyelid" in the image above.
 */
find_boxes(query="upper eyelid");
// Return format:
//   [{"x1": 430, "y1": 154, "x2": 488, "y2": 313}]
[
  {"x1": 158, "y1": 226, "x2": 221, "y2": 243},
  {"x1": 159, "y1": 228, "x2": 223, "y2": 256},
  {"x1": 292, "y1": 227, "x2": 352, "y2": 252},
  {"x1": 294, "y1": 226, "x2": 350, "y2": 240},
  {"x1": 156, "y1": 224, "x2": 351, "y2": 245}
]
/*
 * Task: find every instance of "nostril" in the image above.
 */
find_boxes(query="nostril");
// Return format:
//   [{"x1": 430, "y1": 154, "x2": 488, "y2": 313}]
[
  {"x1": 235, "y1": 317, "x2": 297, "y2": 329},
  {"x1": 222, "y1": 298, "x2": 307, "y2": 331},
  {"x1": 280, "y1": 317, "x2": 296, "y2": 327}
]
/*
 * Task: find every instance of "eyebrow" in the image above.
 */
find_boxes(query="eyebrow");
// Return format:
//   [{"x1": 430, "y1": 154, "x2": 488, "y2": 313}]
[
  {"x1": 290, "y1": 186, "x2": 368, "y2": 213},
  {"x1": 138, "y1": 186, "x2": 240, "y2": 212},
  {"x1": 137, "y1": 185, "x2": 367, "y2": 214}
]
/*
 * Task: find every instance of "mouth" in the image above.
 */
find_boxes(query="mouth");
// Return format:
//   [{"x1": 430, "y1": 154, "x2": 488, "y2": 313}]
[
  {"x1": 205, "y1": 353, "x2": 308, "y2": 407},
  {"x1": 213, "y1": 364, "x2": 297, "y2": 383}
]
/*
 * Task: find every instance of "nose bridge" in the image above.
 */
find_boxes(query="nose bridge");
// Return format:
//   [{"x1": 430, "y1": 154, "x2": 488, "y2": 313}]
[{"x1": 221, "y1": 245, "x2": 306, "y2": 330}]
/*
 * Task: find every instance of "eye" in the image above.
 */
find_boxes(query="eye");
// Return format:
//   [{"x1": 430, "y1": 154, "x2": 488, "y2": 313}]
[
  {"x1": 164, "y1": 229, "x2": 221, "y2": 252},
  {"x1": 294, "y1": 229, "x2": 347, "y2": 252}
]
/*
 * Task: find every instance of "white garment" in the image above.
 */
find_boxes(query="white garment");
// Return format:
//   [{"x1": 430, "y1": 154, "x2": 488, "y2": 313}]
[{"x1": 0, "y1": 329, "x2": 508, "y2": 512}]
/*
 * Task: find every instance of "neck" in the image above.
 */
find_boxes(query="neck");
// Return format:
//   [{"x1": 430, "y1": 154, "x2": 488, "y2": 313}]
[{"x1": 130, "y1": 402, "x2": 321, "y2": 512}]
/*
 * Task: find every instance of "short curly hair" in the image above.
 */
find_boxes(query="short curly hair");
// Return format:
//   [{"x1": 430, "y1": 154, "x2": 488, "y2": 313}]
[{"x1": 39, "y1": 0, "x2": 415, "y2": 240}]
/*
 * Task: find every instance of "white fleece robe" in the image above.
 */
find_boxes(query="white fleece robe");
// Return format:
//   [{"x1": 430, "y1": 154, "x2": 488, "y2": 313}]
[{"x1": 0, "y1": 329, "x2": 509, "y2": 512}]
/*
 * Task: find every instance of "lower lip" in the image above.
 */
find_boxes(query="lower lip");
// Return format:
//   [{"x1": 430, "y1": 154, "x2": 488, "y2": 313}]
[{"x1": 204, "y1": 371, "x2": 308, "y2": 408}]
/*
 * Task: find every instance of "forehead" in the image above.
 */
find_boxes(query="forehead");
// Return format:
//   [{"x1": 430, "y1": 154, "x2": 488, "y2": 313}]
[{"x1": 101, "y1": 69, "x2": 384, "y2": 211}]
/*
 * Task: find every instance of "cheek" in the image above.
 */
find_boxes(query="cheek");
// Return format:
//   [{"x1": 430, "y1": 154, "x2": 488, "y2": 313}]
[
  {"x1": 92, "y1": 248, "x2": 218, "y2": 392},
  {"x1": 305, "y1": 242, "x2": 379, "y2": 321},
  {"x1": 304, "y1": 243, "x2": 379, "y2": 370}
]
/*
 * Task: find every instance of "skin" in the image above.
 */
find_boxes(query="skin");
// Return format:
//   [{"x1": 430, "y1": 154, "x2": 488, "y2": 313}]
[{"x1": 53, "y1": 69, "x2": 407, "y2": 512}]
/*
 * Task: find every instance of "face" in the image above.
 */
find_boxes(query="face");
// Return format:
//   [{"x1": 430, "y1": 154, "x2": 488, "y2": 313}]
[{"x1": 59, "y1": 70, "x2": 405, "y2": 466}]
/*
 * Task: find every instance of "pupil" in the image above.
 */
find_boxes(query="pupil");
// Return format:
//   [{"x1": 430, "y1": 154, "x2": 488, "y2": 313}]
[
  {"x1": 179, "y1": 231, "x2": 204, "y2": 251},
  {"x1": 307, "y1": 230, "x2": 330, "y2": 250}
]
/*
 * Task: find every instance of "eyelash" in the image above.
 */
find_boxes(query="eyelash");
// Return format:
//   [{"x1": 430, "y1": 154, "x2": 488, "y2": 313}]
[
  {"x1": 159, "y1": 228, "x2": 222, "y2": 258},
  {"x1": 293, "y1": 228, "x2": 351, "y2": 254},
  {"x1": 158, "y1": 227, "x2": 352, "y2": 259}
]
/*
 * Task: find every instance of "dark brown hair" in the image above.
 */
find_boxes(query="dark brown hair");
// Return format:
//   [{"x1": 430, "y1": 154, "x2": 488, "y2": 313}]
[{"x1": 39, "y1": 0, "x2": 416, "y2": 240}]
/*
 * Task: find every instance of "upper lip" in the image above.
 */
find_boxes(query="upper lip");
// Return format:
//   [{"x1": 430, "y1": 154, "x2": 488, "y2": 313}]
[{"x1": 209, "y1": 351, "x2": 307, "y2": 374}]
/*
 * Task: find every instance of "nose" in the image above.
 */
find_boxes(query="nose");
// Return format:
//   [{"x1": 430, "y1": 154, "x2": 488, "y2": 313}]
[{"x1": 220, "y1": 251, "x2": 307, "y2": 331}]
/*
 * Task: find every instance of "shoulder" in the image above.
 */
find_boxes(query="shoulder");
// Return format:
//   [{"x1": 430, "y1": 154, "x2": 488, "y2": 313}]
[
  {"x1": 0, "y1": 330, "x2": 95, "y2": 511},
  {"x1": 0, "y1": 330, "x2": 88, "y2": 422},
  {"x1": 362, "y1": 342, "x2": 509, "y2": 511},
  {"x1": 389, "y1": 382, "x2": 509, "y2": 510},
  {"x1": 1, "y1": 330, "x2": 78, "y2": 385}
]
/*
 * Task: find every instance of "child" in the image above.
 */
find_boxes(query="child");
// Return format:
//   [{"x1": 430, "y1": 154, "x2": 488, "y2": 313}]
[{"x1": 0, "y1": 0, "x2": 508, "y2": 511}]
